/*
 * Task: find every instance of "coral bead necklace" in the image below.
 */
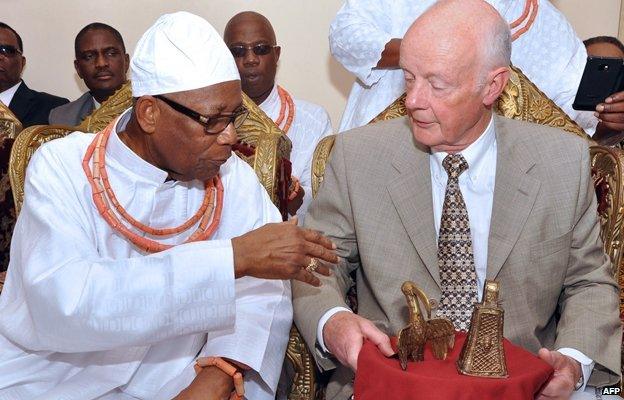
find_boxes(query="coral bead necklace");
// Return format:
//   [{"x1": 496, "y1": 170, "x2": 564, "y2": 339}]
[
  {"x1": 82, "y1": 121, "x2": 223, "y2": 253},
  {"x1": 274, "y1": 85, "x2": 295, "y2": 134}
]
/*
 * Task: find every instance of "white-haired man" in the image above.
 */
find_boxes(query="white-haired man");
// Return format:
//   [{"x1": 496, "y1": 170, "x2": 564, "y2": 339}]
[
  {"x1": 294, "y1": 1, "x2": 621, "y2": 399},
  {"x1": 0, "y1": 12, "x2": 336, "y2": 400}
]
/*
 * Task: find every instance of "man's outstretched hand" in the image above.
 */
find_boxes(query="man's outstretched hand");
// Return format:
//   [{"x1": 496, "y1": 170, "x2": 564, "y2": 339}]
[
  {"x1": 536, "y1": 348, "x2": 582, "y2": 400},
  {"x1": 323, "y1": 311, "x2": 395, "y2": 371},
  {"x1": 232, "y1": 218, "x2": 338, "y2": 286}
]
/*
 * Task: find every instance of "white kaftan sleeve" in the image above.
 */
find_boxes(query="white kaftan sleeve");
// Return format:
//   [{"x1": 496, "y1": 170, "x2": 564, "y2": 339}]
[{"x1": 329, "y1": 0, "x2": 395, "y2": 86}]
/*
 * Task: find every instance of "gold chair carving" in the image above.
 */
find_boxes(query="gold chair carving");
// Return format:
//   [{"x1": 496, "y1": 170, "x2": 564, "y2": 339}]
[
  {"x1": 237, "y1": 94, "x2": 292, "y2": 217},
  {"x1": 294, "y1": 65, "x2": 624, "y2": 398},
  {"x1": 591, "y1": 146, "x2": 624, "y2": 281},
  {"x1": 0, "y1": 103, "x2": 21, "y2": 270},
  {"x1": 9, "y1": 82, "x2": 133, "y2": 214},
  {"x1": 0, "y1": 102, "x2": 22, "y2": 140}
]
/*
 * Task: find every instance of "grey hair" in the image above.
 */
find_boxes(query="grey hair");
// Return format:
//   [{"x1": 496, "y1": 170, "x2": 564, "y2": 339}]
[{"x1": 482, "y1": 11, "x2": 512, "y2": 69}]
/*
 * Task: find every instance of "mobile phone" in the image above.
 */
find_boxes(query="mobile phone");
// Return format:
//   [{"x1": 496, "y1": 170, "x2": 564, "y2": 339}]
[{"x1": 573, "y1": 56, "x2": 624, "y2": 111}]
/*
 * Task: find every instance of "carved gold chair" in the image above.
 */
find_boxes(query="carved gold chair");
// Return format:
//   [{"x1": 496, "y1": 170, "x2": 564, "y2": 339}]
[
  {"x1": 292, "y1": 65, "x2": 624, "y2": 398},
  {"x1": 0, "y1": 102, "x2": 22, "y2": 140},
  {"x1": 9, "y1": 82, "x2": 133, "y2": 214},
  {"x1": 0, "y1": 103, "x2": 23, "y2": 271}
]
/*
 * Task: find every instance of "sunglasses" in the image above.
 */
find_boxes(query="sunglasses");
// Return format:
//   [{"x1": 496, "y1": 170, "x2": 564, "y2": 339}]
[
  {"x1": 0, "y1": 44, "x2": 22, "y2": 57},
  {"x1": 229, "y1": 44, "x2": 278, "y2": 58},
  {"x1": 154, "y1": 95, "x2": 249, "y2": 134}
]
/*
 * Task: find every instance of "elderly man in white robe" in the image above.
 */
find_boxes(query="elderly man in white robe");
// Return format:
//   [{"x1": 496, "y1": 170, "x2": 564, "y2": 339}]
[
  {"x1": 330, "y1": 0, "x2": 624, "y2": 144},
  {"x1": 0, "y1": 12, "x2": 337, "y2": 400},
  {"x1": 224, "y1": 12, "x2": 333, "y2": 225}
]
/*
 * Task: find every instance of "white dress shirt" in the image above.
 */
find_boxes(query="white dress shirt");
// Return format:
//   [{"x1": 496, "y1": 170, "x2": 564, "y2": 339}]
[
  {"x1": 318, "y1": 116, "x2": 594, "y2": 394},
  {"x1": 0, "y1": 81, "x2": 21, "y2": 108},
  {"x1": 330, "y1": 0, "x2": 597, "y2": 135},
  {"x1": 259, "y1": 85, "x2": 333, "y2": 224},
  {"x1": 0, "y1": 109, "x2": 292, "y2": 399}
]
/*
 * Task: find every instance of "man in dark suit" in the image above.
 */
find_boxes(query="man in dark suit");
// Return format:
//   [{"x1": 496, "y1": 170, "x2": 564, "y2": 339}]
[
  {"x1": 0, "y1": 22, "x2": 68, "y2": 128},
  {"x1": 49, "y1": 23, "x2": 129, "y2": 126},
  {"x1": 293, "y1": 1, "x2": 621, "y2": 399}
]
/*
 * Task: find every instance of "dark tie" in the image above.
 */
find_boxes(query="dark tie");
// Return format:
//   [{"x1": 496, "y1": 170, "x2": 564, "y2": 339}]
[{"x1": 436, "y1": 154, "x2": 479, "y2": 331}]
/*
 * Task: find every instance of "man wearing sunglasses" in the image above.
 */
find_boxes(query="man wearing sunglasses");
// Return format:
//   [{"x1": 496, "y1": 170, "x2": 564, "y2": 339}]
[
  {"x1": 0, "y1": 22, "x2": 68, "y2": 127},
  {"x1": 0, "y1": 12, "x2": 337, "y2": 400},
  {"x1": 49, "y1": 23, "x2": 129, "y2": 126},
  {"x1": 224, "y1": 12, "x2": 333, "y2": 224}
]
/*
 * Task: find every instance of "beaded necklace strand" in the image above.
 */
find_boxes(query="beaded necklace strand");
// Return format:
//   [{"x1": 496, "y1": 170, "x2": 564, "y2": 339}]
[
  {"x1": 510, "y1": 0, "x2": 538, "y2": 42},
  {"x1": 82, "y1": 121, "x2": 223, "y2": 253},
  {"x1": 274, "y1": 85, "x2": 295, "y2": 134}
]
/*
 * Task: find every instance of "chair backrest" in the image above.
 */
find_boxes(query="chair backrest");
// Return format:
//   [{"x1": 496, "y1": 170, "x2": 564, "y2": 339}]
[
  {"x1": 9, "y1": 82, "x2": 133, "y2": 214},
  {"x1": 296, "y1": 65, "x2": 624, "y2": 399},
  {"x1": 237, "y1": 94, "x2": 292, "y2": 218},
  {"x1": 0, "y1": 102, "x2": 22, "y2": 140},
  {"x1": 590, "y1": 146, "x2": 624, "y2": 285}
]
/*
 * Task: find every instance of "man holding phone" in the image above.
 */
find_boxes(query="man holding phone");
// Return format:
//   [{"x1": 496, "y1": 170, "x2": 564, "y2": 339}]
[{"x1": 583, "y1": 36, "x2": 624, "y2": 145}]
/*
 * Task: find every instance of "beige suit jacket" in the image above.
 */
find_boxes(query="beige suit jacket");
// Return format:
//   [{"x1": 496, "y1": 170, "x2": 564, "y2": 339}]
[{"x1": 293, "y1": 115, "x2": 621, "y2": 399}]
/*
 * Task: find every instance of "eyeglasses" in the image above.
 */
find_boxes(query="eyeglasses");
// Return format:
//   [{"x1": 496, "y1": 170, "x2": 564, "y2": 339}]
[
  {"x1": 0, "y1": 45, "x2": 22, "y2": 57},
  {"x1": 154, "y1": 95, "x2": 249, "y2": 134},
  {"x1": 229, "y1": 44, "x2": 278, "y2": 58}
]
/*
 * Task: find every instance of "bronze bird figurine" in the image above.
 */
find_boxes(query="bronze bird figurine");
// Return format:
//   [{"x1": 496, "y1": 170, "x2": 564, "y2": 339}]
[{"x1": 397, "y1": 281, "x2": 455, "y2": 370}]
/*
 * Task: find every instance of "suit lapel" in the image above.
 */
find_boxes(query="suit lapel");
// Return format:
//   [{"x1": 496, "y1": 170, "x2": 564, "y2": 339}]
[
  {"x1": 387, "y1": 134, "x2": 440, "y2": 287},
  {"x1": 487, "y1": 117, "x2": 540, "y2": 280},
  {"x1": 78, "y1": 93, "x2": 96, "y2": 122},
  {"x1": 8, "y1": 81, "x2": 34, "y2": 123}
]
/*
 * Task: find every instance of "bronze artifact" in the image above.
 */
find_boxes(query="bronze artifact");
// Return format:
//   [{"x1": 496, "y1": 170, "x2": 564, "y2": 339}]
[
  {"x1": 397, "y1": 281, "x2": 455, "y2": 370},
  {"x1": 457, "y1": 280, "x2": 508, "y2": 378}
]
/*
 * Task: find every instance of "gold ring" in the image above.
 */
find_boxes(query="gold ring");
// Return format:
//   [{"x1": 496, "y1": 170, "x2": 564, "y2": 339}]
[{"x1": 306, "y1": 258, "x2": 319, "y2": 272}]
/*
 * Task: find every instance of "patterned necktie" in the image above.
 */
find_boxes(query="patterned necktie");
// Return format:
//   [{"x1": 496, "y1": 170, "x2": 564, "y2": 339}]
[{"x1": 436, "y1": 154, "x2": 479, "y2": 331}]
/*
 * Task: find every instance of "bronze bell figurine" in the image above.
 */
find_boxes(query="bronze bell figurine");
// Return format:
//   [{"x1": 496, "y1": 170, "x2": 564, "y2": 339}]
[{"x1": 456, "y1": 280, "x2": 508, "y2": 378}]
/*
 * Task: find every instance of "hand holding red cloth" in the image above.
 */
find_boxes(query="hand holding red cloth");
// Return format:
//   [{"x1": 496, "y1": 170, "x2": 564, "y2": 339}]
[{"x1": 354, "y1": 332, "x2": 553, "y2": 400}]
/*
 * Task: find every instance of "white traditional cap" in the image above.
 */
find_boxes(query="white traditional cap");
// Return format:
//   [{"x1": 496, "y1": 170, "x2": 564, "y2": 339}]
[{"x1": 131, "y1": 11, "x2": 240, "y2": 96}]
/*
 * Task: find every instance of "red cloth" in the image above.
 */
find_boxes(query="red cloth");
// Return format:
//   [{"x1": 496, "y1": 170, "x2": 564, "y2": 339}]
[{"x1": 354, "y1": 332, "x2": 553, "y2": 400}]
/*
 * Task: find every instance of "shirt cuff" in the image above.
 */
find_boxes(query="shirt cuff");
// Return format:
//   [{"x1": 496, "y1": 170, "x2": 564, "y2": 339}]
[
  {"x1": 317, "y1": 306, "x2": 352, "y2": 353},
  {"x1": 557, "y1": 347, "x2": 595, "y2": 392}
]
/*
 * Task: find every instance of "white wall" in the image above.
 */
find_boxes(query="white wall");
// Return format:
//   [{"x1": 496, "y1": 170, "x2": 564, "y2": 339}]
[
  {"x1": 4, "y1": 0, "x2": 620, "y2": 129},
  {"x1": 552, "y1": 0, "x2": 621, "y2": 39}
]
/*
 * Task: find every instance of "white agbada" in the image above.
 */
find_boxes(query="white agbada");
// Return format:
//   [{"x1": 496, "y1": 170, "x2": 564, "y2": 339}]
[
  {"x1": 330, "y1": 0, "x2": 596, "y2": 134},
  {"x1": 0, "y1": 109, "x2": 291, "y2": 400},
  {"x1": 259, "y1": 85, "x2": 333, "y2": 224}
]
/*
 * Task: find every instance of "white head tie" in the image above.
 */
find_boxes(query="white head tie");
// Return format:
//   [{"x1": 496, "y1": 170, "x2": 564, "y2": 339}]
[{"x1": 131, "y1": 11, "x2": 240, "y2": 96}]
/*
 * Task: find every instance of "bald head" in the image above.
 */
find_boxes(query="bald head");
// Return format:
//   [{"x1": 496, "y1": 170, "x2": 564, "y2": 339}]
[
  {"x1": 224, "y1": 11, "x2": 276, "y2": 45},
  {"x1": 223, "y1": 11, "x2": 281, "y2": 105},
  {"x1": 406, "y1": 0, "x2": 511, "y2": 73},
  {"x1": 399, "y1": 0, "x2": 511, "y2": 153}
]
